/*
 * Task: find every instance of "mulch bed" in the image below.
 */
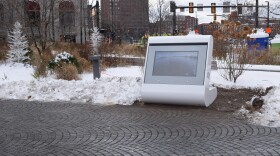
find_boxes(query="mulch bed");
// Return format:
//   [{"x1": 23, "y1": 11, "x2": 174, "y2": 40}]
[{"x1": 208, "y1": 87, "x2": 272, "y2": 112}]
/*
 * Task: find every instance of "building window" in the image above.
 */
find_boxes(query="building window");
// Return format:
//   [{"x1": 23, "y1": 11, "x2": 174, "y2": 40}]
[
  {"x1": 59, "y1": 1, "x2": 75, "y2": 26},
  {"x1": 25, "y1": 1, "x2": 40, "y2": 27}
]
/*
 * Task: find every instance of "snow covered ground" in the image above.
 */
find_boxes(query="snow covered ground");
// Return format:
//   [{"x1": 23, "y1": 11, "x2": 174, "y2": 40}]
[
  {"x1": 0, "y1": 63, "x2": 280, "y2": 127},
  {"x1": 0, "y1": 63, "x2": 143, "y2": 105}
]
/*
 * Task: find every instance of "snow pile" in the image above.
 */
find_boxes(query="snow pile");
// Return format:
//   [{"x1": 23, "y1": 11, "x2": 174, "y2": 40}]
[
  {"x1": 211, "y1": 69, "x2": 280, "y2": 89},
  {"x1": 249, "y1": 28, "x2": 269, "y2": 38},
  {"x1": 0, "y1": 63, "x2": 34, "y2": 82},
  {"x1": 239, "y1": 87, "x2": 280, "y2": 127},
  {"x1": 0, "y1": 64, "x2": 142, "y2": 105},
  {"x1": 271, "y1": 34, "x2": 280, "y2": 44},
  {"x1": 0, "y1": 77, "x2": 141, "y2": 105}
]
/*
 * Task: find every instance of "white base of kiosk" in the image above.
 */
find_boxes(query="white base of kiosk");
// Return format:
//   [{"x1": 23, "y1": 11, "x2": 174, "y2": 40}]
[{"x1": 141, "y1": 84, "x2": 217, "y2": 107}]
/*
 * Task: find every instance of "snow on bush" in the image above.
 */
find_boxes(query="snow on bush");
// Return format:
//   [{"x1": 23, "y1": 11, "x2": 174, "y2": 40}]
[
  {"x1": 48, "y1": 51, "x2": 79, "y2": 70},
  {"x1": 7, "y1": 21, "x2": 30, "y2": 63}
]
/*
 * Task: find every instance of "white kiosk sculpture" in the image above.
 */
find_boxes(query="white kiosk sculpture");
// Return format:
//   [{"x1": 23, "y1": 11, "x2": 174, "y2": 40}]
[{"x1": 141, "y1": 35, "x2": 217, "y2": 107}]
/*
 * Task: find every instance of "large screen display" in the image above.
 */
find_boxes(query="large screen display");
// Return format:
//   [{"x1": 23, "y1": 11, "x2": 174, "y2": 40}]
[{"x1": 153, "y1": 51, "x2": 198, "y2": 77}]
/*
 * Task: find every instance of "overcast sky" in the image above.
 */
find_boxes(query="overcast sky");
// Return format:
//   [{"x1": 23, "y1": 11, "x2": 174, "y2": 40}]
[{"x1": 89, "y1": 0, "x2": 276, "y2": 24}]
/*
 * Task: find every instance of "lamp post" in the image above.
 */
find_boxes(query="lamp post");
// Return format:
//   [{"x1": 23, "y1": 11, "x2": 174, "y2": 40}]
[
  {"x1": 111, "y1": 0, "x2": 114, "y2": 32},
  {"x1": 95, "y1": 0, "x2": 100, "y2": 29},
  {"x1": 265, "y1": 1, "x2": 269, "y2": 26},
  {"x1": 255, "y1": 0, "x2": 259, "y2": 28},
  {"x1": 159, "y1": 0, "x2": 162, "y2": 36}
]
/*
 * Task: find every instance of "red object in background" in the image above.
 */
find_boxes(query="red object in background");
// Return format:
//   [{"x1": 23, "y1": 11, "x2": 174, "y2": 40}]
[
  {"x1": 25, "y1": 1, "x2": 40, "y2": 11},
  {"x1": 265, "y1": 27, "x2": 272, "y2": 34}
]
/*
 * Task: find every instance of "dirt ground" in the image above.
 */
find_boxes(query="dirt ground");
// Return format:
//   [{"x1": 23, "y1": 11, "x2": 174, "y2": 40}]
[
  {"x1": 208, "y1": 87, "x2": 271, "y2": 112},
  {"x1": 137, "y1": 87, "x2": 272, "y2": 113}
]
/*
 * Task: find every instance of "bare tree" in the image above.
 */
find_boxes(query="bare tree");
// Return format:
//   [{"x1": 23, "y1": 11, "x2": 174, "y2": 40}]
[
  {"x1": 149, "y1": 0, "x2": 170, "y2": 35},
  {"x1": 26, "y1": 0, "x2": 57, "y2": 56},
  {"x1": 0, "y1": 0, "x2": 58, "y2": 55},
  {"x1": 213, "y1": 21, "x2": 251, "y2": 83}
]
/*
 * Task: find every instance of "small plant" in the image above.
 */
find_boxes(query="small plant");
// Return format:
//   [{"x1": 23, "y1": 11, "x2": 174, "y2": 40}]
[
  {"x1": 77, "y1": 57, "x2": 92, "y2": 72},
  {"x1": 55, "y1": 64, "x2": 79, "y2": 80},
  {"x1": 48, "y1": 51, "x2": 79, "y2": 70},
  {"x1": 1, "y1": 73, "x2": 8, "y2": 80},
  {"x1": 31, "y1": 71, "x2": 40, "y2": 80}
]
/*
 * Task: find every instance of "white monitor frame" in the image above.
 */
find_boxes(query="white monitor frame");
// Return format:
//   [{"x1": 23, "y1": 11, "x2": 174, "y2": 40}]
[
  {"x1": 144, "y1": 43, "x2": 207, "y2": 85},
  {"x1": 141, "y1": 35, "x2": 217, "y2": 107}
]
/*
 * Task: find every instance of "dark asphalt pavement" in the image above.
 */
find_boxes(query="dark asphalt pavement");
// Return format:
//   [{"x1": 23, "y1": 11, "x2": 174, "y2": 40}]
[{"x1": 0, "y1": 99, "x2": 280, "y2": 156}]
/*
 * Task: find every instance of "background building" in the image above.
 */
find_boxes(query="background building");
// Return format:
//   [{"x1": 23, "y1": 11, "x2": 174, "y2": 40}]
[
  {"x1": 0, "y1": 0, "x2": 91, "y2": 44},
  {"x1": 149, "y1": 15, "x2": 198, "y2": 35},
  {"x1": 101, "y1": 0, "x2": 149, "y2": 40}
]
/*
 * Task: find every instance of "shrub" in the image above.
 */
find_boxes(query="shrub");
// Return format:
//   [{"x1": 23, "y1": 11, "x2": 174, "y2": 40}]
[
  {"x1": 250, "y1": 49, "x2": 280, "y2": 65},
  {"x1": 33, "y1": 52, "x2": 53, "y2": 77},
  {"x1": 51, "y1": 42, "x2": 92, "y2": 60},
  {"x1": 98, "y1": 43, "x2": 146, "y2": 69},
  {"x1": 213, "y1": 21, "x2": 251, "y2": 83},
  {"x1": 77, "y1": 57, "x2": 92, "y2": 72},
  {"x1": 48, "y1": 51, "x2": 79, "y2": 70},
  {"x1": 55, "y1": 64, "x2": 79, "y2": 80}
]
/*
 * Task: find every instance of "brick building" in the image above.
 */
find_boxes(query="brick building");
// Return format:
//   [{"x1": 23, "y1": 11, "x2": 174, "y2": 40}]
[
  {"x1": 101, "y1": 0, "x2": 149, "y2": 39},
  {"x1": 151, "y1": 15, "x2": 198, "y2": 35},
  {"x1": 165, "y1": 15, "x2": 186, "y2": 34},
  {"x1": 0, "y1": 0, "x2": 91, "y2": 44},
  {"x1": 185, "y1": 16, "x2": 198, "y2": 30}
]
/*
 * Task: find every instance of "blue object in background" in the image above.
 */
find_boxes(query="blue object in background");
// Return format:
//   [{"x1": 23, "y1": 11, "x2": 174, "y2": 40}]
[
  {"x1": 248, "y1": 37, "x2": 269, "y2": 50},
  {"x1": 248, "y1": 32, "x2": 269, "y2": 51}
]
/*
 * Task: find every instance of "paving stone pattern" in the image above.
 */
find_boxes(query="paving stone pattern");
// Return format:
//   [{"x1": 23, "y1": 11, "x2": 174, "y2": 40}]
[{"x1": 1, "y1": 100, "x2": 280, "y2": 156}]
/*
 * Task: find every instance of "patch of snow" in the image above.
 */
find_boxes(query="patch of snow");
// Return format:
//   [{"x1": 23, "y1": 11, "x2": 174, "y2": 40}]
[
  {"x1": 103, "y1": 54, "x2": 145, "y2": 59},
  {"x1": 0, "y1": 64, "x2": 142, "y2": 105},
  {"x1": 250, "y1": 28, "x2": 269, "y2": 38},
  {"x1": 210, "y1": 70, "x2": 280, "y2": 89},
  {"x1": 246, "y1": 64, "x2": 280, "y2": 72},
  {"x1": 0, "y1": 77, "x2": 142, "y2": 105},
  {"x1": 239, "y1": 86, "x2": 280, "y2": 127},
  {"x1": 0, "y1": 63, "x2": 34, "y2": 83},
  {"x1": 271, "y1": 34, "x2": 280, "y2": 43}
]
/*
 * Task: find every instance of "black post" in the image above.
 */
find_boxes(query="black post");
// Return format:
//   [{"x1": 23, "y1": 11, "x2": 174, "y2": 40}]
[
  {"x1": 96, "y1": 0, "x2": 100, "y2": 29},
  {"x1": 255, "y1": 0, "x2": 259, "y2": 28},
  {"x1": 159, "y1": 1, "x2": 162, "y2": 36},
  {"x1": 90, "y1": 55, "x2": 101, "y2": 79},
  {"x1": 51, "y1": 0, "x2": 55, "y2": 41},
  {"x1": 80, "y1": 0, "x2": 83, "y2": 44},
  {"x1": 172, "y1": 11, "x2": 176, "y2": 35},
  {"x1": 111, "y1": 0, "x2": 114, "y2": 33},
  {"x1": 267, "y1": 1, "x2": 269, "y2": 26}
]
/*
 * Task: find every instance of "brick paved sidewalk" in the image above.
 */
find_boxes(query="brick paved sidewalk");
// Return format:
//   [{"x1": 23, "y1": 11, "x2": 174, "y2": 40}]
[{"x1": 0, "y1": 100, "x2": 280, "y2": 156}]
